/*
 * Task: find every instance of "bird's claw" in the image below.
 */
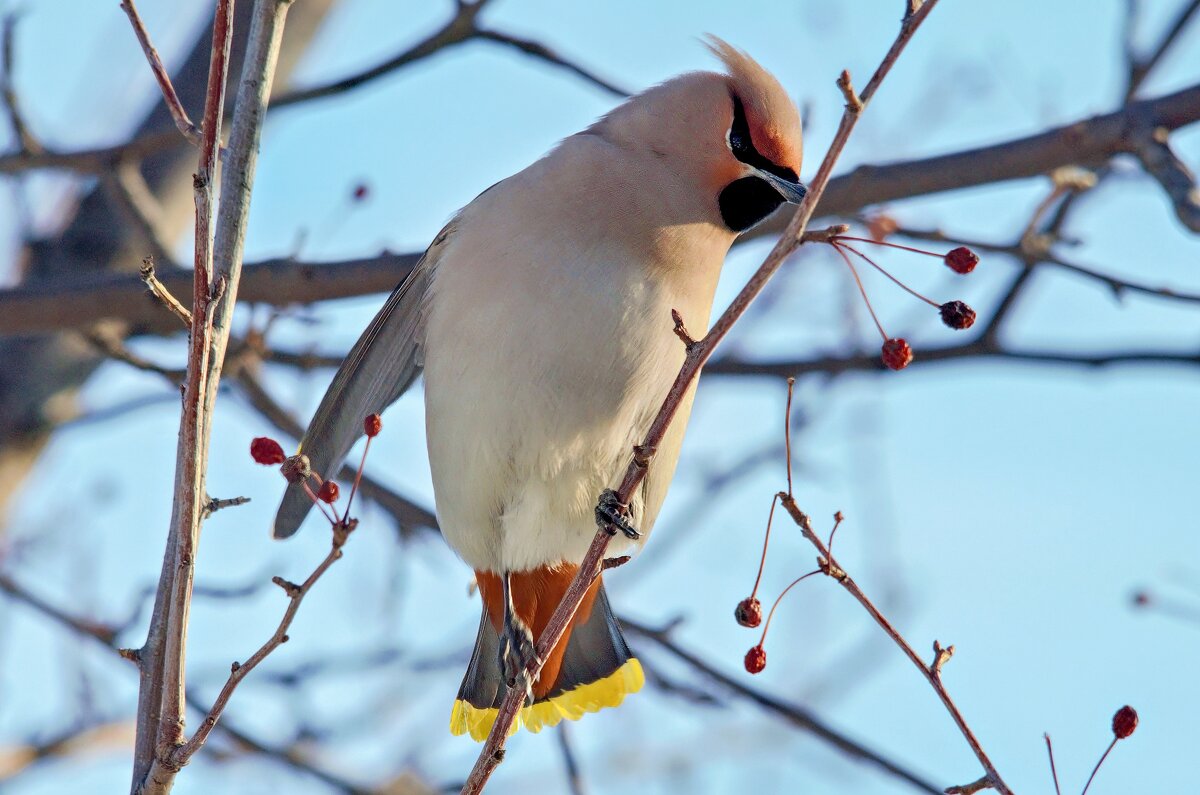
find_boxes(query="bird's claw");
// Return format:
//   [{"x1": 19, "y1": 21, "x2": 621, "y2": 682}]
[
  {"x1": 498, "y1": 612, "x2": 538, "y2": 705},
  {"x1": 595, "y1": 489, "x2": 641, "y2": 540}
]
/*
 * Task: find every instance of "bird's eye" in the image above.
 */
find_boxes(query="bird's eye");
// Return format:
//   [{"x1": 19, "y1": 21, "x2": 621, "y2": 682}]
[
  {"x1": 726, "y1": 92, "x2": 799, "y2": 184},
  {"x1": 728, "y1": 95, "x2": 752, "y2": 156}
]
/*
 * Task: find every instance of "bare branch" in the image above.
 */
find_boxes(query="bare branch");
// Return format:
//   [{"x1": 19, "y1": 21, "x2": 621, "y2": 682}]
[
  {"x1": 474, "y1": 29, "x2": 627, "y2": 97},
  {"x1": 706, "y1": 341, "x2": 1200, "y2": 378},
  {"x1": 0, "y1": 252, "x2": 419, "y2": 336},
  {"x1": 622, "y1": 616, "x2": 942, "y2": 794},
  {"x1": 1125, "y1": 0, "x2": 1200, "y2": 99},
  {"x1": 139, "y1": 258, "x2": 194, "y2": 328},
  {"x1": 83, "y1": 329, "x2": 185, "y2": 381},
  {"x1": 876, "y1": 223, "x2": 1200, "y2": 306},
  {"x1": 263, "y1": 3, "x2": 628, "y2": 111},
  {"x1": 203, "y1": 495, "x2": 250, "y2": 516},
  {"x1": 131, "y1": 0, "x2": 236, "y2": 789},
  {"x1": 119, "y1": 0, "x2": 203, "y2": 147},
  {"x1": 777, "y1": 496, "x2": 1012, "y2": 795},
  {"x1": 745, "y1": 82, "x2": 1200, "y2": 239},
  {"x1": 555, "y1": 724, "x2": 587, "y2": 795},
  {"x1": 1133, "y1": 126, "x2": 1200, "y2": 232},
  {"x1": 172, "y1": 518, "x2": 355, "y2": 767},
  {"x1": 104, "y1": 163, "x2": 179, "y2": 268},
  {"x1": 1, "y1": 13, "x2": 39, "y2": 154},
  {"x1": 0, "y1": 571, "x2": 368, "y2": 794}
]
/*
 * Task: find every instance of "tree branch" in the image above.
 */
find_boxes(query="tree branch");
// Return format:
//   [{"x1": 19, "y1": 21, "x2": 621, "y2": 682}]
[
  {"x1": 1, "y1": 13, "x2": 39, "y2": 155},
  {"x1": 745, "y1": 81, "x2": 1200, "y2": 239},
  {"x1": 0, "y1": 252, "x2": 419, "y2": 336},
  {"x1": 6, "y1": 80, "x2": 1200, "y2": 337},
  {"x1": 171, "y1": 519, "x2": 354, "y2": 767},
  {"x1": 776, "y1": 496, "x2": 1012, "y2": 794},
  {"x1": 622, "y1": 616, "x2": 942, "y2": 794},
  {"x1": 1132, "y1": 125, "x2": 1200, "y2": 232},
  {"x1": 0, "y1": 571, "x2": 370, "y2": 794},
  {"x1": 1125, "y1": 0, "x2": 1200, "y2": 99},
  {"x1": 131, "y1": 0, "x2": 235, "y2": 790},
  {"x1": 119, "y1": 0, "x2": 203, "y2": 147}
]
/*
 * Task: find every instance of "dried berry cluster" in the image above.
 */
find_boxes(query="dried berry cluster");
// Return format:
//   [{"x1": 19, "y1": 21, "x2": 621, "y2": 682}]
[
  {"x1": 829, "y1": 231, "x2": 980, "y2": 371},
  {"x1": 250, "y1": 414, "x2": 383, "y2": 526}
]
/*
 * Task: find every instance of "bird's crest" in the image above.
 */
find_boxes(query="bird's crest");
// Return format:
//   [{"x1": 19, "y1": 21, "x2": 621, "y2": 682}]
[{"x1": 705, "y1": 35, "x2": 802, "y2": 175}]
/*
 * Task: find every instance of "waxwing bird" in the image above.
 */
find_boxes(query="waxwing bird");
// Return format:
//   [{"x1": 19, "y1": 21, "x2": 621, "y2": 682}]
[{"x1": 273, "y1": 38, "x2": 805, "y2": 740}]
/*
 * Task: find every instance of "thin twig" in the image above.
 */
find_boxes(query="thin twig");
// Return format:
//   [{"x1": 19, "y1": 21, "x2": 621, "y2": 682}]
[
  {"x1": 105, "y1": 163, "x2": 178, "y2": 268},
  {"x1": 139, "y1": 258, "x2": 193, "y2": 328},
  {"x1": 1, "y1": 13, "x2": 39, "y2": 154},
  {"x1": 0, "y1": 572, "x2": 366, "y2": 794},
  {"x1": 83, "y1": 329, "x2": 186, "y2": 381},
  {"x1": 460, "y1": 4, "x2": 942, "y2": 792},
  {"x1": 1132, "y1": 125, "x2": 1200, "y2": 232},
  {"x1": 119, "y1": 0, "x2": 203, "y2": 146},
  {"x1": 170, "y1": 519, "x2": 356, "y2": 767},
  {"x1": 555, "y1": 723, "x2": 587, "y2": 795},
  {"x1": 1044, "y1": 734, "x2": 1062, "y2": 795},
  {"x1": 622, "y1": 616, "x2": 941, "y2": 794},
  {"x1": 1125, "y1": 0, "x2": 1200, "y2": 99},
  {"x1": 203, "y1": 495, "x2": 250, "y2": 516},
  {"x1": 776, "y1": 494, "x2": 1012, "y2": 795}
]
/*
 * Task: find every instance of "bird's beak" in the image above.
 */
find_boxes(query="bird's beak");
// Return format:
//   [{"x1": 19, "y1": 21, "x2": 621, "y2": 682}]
[{"x1": 756, "y1": 168, "x2": 808, "y2": 204}]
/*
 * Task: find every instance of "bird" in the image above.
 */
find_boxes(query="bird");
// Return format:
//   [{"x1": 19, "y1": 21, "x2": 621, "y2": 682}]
[{"x1": 272, "y1": 37, "x2": 805, "y2": 741}]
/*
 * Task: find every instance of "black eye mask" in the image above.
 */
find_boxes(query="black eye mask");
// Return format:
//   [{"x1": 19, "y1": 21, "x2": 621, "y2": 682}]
[{"x1": 729, "y1": 93, "x2": 798, "y2": 183}]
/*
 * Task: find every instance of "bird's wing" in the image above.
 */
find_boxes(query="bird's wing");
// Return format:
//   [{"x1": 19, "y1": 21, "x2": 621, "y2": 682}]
[{"x1": 271, "y1": 223, "x2": 454, "y2": 538}]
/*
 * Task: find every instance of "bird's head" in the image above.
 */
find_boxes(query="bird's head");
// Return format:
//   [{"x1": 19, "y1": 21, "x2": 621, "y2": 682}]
[
  {"x1": 588, "y1": 37, "x2": 805, "y2": 234},
  {"x1": 705, "y1": 36, "x2": 806, "y2": 232}
]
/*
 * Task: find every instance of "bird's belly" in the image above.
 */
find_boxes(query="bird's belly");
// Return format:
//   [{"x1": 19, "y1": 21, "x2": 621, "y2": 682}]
[{"x1": 424, "y1": 258, "x2": 689, "y2": 572}]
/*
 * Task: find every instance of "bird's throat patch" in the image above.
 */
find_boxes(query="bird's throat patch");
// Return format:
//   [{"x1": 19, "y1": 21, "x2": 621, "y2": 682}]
[{"x1": 719, "y1": 175, "x2": 785, "y2": 232}]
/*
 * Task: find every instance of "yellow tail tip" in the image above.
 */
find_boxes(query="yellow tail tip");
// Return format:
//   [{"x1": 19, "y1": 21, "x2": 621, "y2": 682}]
[{"x1": 449, "y1": 658, "x2": 645, "y2": 741}]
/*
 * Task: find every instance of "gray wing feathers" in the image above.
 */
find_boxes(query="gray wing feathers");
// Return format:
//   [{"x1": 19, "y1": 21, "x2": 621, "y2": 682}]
[{"x1": 271, "y1": 229, "x2": 447, "y2": 538}]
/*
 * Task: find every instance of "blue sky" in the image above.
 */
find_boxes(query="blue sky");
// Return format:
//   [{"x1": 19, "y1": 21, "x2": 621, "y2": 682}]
[{"x1": 2, "y1": 1, "x2": 1199, "y2": 794}]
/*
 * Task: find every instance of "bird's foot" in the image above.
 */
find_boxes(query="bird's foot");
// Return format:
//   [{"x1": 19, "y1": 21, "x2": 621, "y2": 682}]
[
  {"x1": 498, "y1": 612, "x2": 538, "y2": 704},
  {"x1": 595, "y1": 489, "x2": 641, "y2": 540}
]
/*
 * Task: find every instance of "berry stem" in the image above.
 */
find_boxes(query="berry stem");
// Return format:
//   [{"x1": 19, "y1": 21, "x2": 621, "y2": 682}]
[
  {"x1": 1043, "y1": 734, "x2": 1062, "y2": 795},
  {"x1": 838, "y1": 242, "x2": 939, "y2": 308},
  {"x1": 833, "y1": 234, "x2": 945, "y2": 258},
  {"x1": 302, "y1": 481, "x2": 336, "y2": 525},
  {"x1": 832, "y1": 242, "x2": 888, "y2": 342},
  {"x1": 784, "y1": 377, "x2": 795, "y2": 498},
  {"x1": 343, "y1": 436, "x2": 372, "y2": 520},
  {"x1": 1080, "y1": 738, "x2": 1118, "y2": 795},
  {"x1": 757, "y1": 569, "x2": 821, "y2": 647},
  {"x1": 749, "y1": 494, "x2": 780, "y2": 601},
  {"x1": 827, "y1": 513, "x2": 845, "y2": 558}
]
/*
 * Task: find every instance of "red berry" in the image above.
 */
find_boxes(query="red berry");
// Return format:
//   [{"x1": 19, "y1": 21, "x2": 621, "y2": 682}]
[
  {"x1": 318, "y1": 480, "x2": 340, "y2": 504},
  {"x1": 881, "y1": 338, "x2": 913, "y2": 371},
  {"x1": 352, "y1": 183, "x2": 369, "y2": 201},
  {"x1": 364, "y1": 414, "x2": 383, "y2": 438},
  {"x1": 939, "y1": 301, "x2": 977, "y2": 330},
  {"x1": 744, "y1": 644, "x2": 766, "y2": 674},
  {"x1": 944, "y1": 246, "x2": 978, "y2": 274},
  {"x1": 1112, "y1": 705, "x2": 1138, "y2": 739},
  {"x1": 735, "y1": 597, "x2": 762, "y2": 628},
  {"x1": 250, "y1": 437, "x2": 285, "y2": 465}
]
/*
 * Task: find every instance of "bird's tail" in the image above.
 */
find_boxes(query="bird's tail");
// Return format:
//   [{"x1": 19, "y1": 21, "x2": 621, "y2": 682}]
[{"x1": 450, "y1": 567, "x2": 644, "y2": 741}]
